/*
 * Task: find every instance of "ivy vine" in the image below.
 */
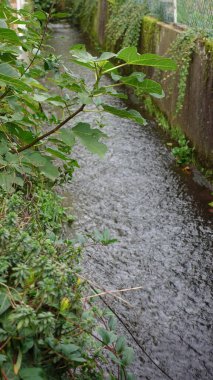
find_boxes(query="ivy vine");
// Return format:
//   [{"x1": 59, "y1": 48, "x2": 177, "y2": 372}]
[
  {"x1": 106, "y1": 0, "x2": 148, "y2": 50},
  {"x1": 167, "y1": 29, "x2": 198, "y2": 114}
]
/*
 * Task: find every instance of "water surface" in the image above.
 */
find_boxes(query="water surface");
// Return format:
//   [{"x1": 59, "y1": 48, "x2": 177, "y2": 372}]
[{"x1": 50, "y1": 23, "x2": 213, "y2": 380}]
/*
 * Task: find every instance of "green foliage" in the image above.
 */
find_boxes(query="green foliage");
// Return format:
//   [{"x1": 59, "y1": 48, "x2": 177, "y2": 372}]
[
  {"x1": 144, "y1": 96, "x2": 194, "y2": 165},
  {"x1": 0, "y1": 186, "x2": 136, "y2": 379},
  {"x1": 167, "y1": 30, "x2": 198, "y2": 114},
  {"x1": 69, "y1": 0, "x2": 98, "y2": 33},
  {"x1": 171, "y1": 137, "x2": 194, "y2": 165},
  {"x1": 0, "y1": 3, "x2": 175, "y2": 193},
  {"x1": 106, "y1": 0, "x2": 148, "y2": 50},
  {"x1": 34, "y1": 0, "x2": 54, "y2": 12}
]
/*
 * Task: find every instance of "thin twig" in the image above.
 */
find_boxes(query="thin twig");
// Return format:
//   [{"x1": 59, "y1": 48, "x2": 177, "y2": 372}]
[
  {"x1": 78, "y1": 274, "x2": 132, "y2": 307},
  {"x1": 1, "y1": 370, "x2": 9, "y2": 380},
  {"x1": 82, "y1": 286, "x2": 143, "y2": 301},
  {"x1": 0, "y1": 337, "x2": 11, "y2": 352}
]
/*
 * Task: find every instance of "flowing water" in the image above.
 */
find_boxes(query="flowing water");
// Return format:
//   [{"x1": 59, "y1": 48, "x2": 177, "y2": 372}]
[{"x1": 49, "y1": 24, "x2": 213, "y2": 380}]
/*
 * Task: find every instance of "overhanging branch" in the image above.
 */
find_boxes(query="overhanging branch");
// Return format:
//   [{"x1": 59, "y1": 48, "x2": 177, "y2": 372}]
[{"x1": 17, "y1": 104, "x2": 85, "y2": 153}]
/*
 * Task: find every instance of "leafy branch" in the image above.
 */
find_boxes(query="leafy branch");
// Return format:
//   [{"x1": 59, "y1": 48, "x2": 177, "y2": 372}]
[
  {"x1": 23, "y1": 1, "x2": 56, "y2": 74},
  {"x1": 17, "y1": 104, "x2": 85, "y2": 153}
]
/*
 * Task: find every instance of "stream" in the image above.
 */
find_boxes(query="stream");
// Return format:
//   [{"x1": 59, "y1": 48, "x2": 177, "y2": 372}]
[{"x1": 49, "y1": 23, "x2": 213, "y2": 380}]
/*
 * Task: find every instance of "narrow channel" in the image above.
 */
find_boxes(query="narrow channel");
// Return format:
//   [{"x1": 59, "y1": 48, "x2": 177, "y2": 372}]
[{"x1": 50, "y1": 23, "x2": 213, "y2": 380}]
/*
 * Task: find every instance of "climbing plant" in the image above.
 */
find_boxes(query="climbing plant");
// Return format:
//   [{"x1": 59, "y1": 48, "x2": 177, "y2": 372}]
[
  {"x1": 106, "y1": 0, "x2": 149, "y2": 50},
  {"x1": 167, "y1": 29, "x2": 198, "y2": 114}
]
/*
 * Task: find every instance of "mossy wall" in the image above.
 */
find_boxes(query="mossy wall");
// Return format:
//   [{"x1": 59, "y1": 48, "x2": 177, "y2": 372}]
[{"x1": 82, "y1": 0, "x2": 213, "y2": 166}]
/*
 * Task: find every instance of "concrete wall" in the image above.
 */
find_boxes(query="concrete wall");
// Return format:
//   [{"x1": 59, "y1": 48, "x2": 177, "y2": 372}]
[{"x1": 90, "y1": 0, "x2": 213, "y2": 166}]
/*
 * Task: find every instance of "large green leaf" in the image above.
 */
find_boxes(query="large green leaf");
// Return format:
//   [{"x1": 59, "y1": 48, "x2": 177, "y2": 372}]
[
  {"x1": 55, "y1": 343, "x2": 80, "y2": 357},
  {"x1": 0, "y1": 42, "x2": 19, "y2": 55},
  {"x1": 0, "y1": 63, "x2": 30, "y2": 91},
  {"x1": 23, "y1": 152, "x2": 48, "y2": 167},
  {"x1": 70, "y1": 47, "x2": 95, "y2": 63},
  {"x1": 0, "y1": 71, "x2": 31, "y2": 92},
  {"x1": 0, "y1": 172, "x2": 16, "y2": 192},
  {"x1": 96, "y1": 52, "x2": 117, "y2": 62},
  {"x1": 58, "y1": 128, "x2": 76, "y2": 147},
  {"x1": 0, "y1": 28, "x2": 20, "y2": 45},
  {"x1": 102, "y1": 104, "x2": 146, "y2": 125},
  {"x1": 0, "y1": 63, "x2": 19, "y2": 78},
  {"x1": 23, "y1": 152, "x2": 59, "y2": 181},
  {"x1": 117, "y1": 47, "x2": 177, "y2": 71},
  {"x1": 0, "y1": 141, "x2": 9, "y2": 155},
  {"x1": 46, "y1": 148, "x2": 69, "y2": 161},
  {"x1": 70, "y1": 47, "x2": 96, "y2": 70},
  {"x1": 97, "y1": 327, "x2": 116, "y2": 345},
  {"x1": 33, "y1": 10, "x2": 47, "y2": 21},
  {"x1": 33, "y1": 94, "x2": 66, "y2": 106},
  {"x1": 20, "y1": 367, "x2": 45, "y2": 380},
  {"x1": 136, "y1": 78, "x2": 164, "y2": 96},
  {"x1": 120, "y1": 72, "x2": 146, "y2": 86},
  {"x1": 0, "y1": 289, "x2": 11, "y2": 315},
  {"x1": 41, "y1": 161, "x2": 59, "y2": 181},
  {"x1": 121, "y1": 75, "x2": 164, "y2": 97},
  {"x1": 68, "y1": 354, "x2": 86, "y2": 363},
  {"x1": 25, "y1": 78, "x2": 48, "y2": 91},
  {"x1": 72, "y1": 123, "x2": 108, "y2": 157}
]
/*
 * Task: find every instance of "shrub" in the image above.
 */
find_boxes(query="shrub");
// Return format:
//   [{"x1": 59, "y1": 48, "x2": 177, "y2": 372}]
[{"x1": 0, "y1": 186, "x2": 137, "y2": 379}]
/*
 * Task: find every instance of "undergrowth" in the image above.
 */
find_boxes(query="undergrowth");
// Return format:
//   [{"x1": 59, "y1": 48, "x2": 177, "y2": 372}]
[{"x1": 0, "y1": 184, "x2": 136, "y2": 379}]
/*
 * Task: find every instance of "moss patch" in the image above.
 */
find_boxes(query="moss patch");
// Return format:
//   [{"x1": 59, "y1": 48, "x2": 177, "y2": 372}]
[
  {"x1": 141, "y1": 16, "x2": 159, "y2": 53},
  {"x1": 204, "y1": 38, "x2": 213, "y2": 59}
]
